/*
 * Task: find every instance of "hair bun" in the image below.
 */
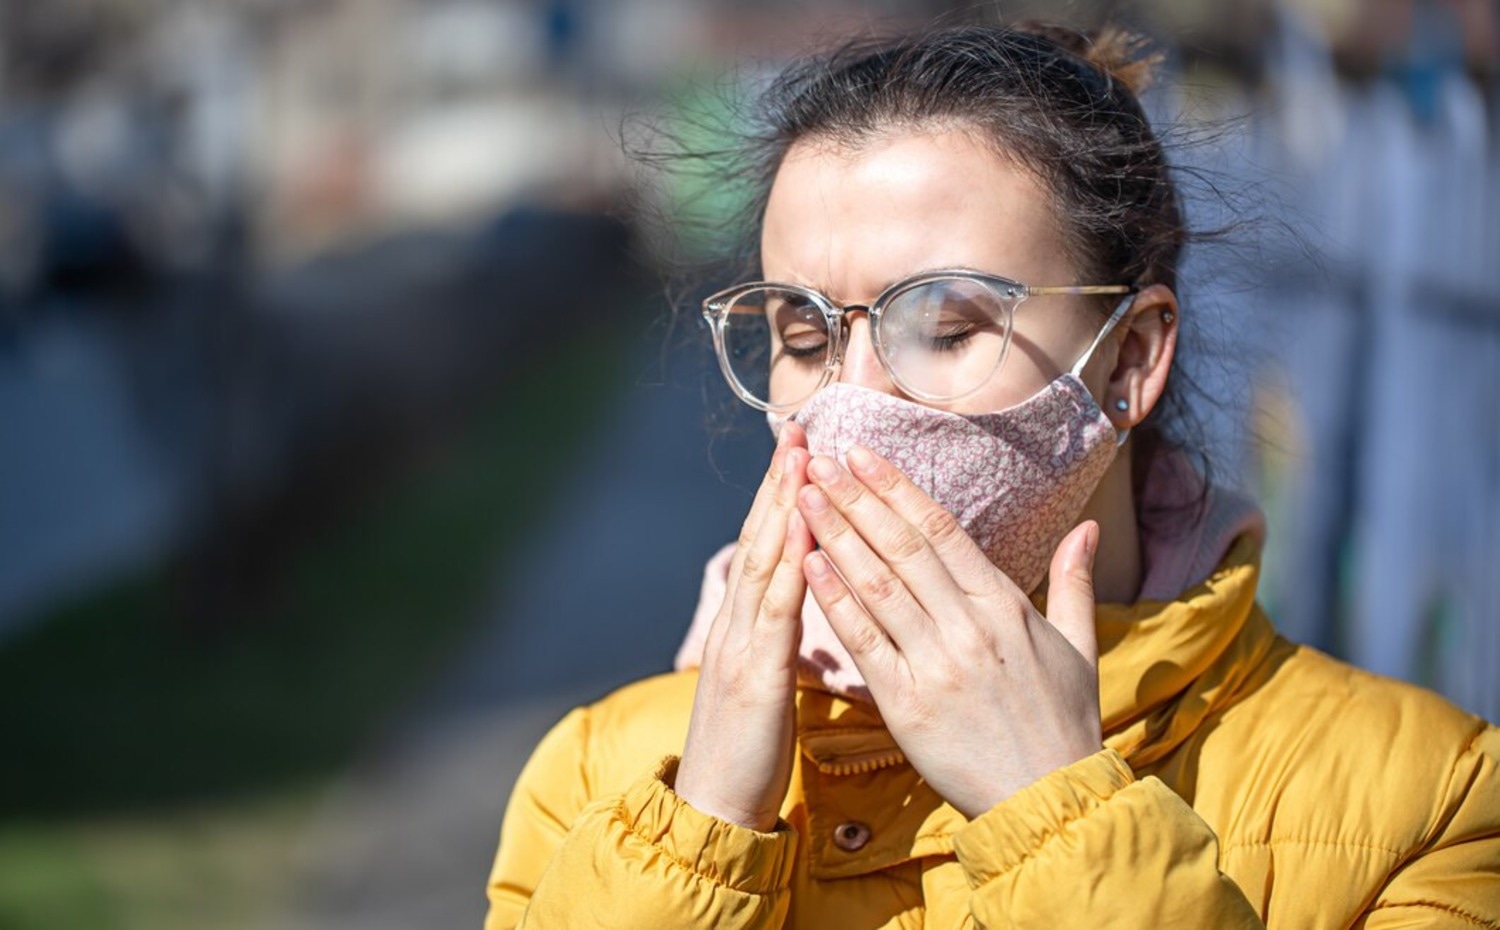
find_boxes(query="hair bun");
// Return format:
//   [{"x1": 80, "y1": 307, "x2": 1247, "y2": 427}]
[{"x1": 1018, "y1": 22, "x2": 1165, "y2": 96}]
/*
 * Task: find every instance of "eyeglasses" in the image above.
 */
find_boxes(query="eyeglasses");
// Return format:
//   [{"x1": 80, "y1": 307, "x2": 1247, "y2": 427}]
[{"x1": 701, "y1": 268, "x2": 1135, "y2": 413}]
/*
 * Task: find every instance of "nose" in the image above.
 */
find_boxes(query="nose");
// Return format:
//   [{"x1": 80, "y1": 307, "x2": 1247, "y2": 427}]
[{"x1": 836, "y1": 311, "x2": 899, "y2": 395}]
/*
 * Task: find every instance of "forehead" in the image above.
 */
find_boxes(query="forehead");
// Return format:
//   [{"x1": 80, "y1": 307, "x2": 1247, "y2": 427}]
[{"x1": 759, "y1": 128, "x2": 1073, "y2": 295}]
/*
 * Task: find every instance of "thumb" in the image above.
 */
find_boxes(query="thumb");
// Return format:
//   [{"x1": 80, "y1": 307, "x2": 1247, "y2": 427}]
[{"x1": 1045, "y1": 521, "x2": 1099, "y2": 668}]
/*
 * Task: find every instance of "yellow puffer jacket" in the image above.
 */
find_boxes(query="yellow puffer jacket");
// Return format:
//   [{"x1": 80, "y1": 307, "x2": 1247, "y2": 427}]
[{"x1": 484, "y1": 537, "x2": 1500, "y2": 928}]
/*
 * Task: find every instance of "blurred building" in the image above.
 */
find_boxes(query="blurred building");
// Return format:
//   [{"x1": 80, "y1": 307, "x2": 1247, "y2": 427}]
[{"x1": 0, "y1": 0, "x2": 1496, "y2": 711}]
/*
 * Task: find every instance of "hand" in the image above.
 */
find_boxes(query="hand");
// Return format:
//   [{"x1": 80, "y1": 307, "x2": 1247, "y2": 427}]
[
  {"x1": 796, "y1": 446, "x2": 1103, "y2": 819},
  {"x1": 674, "y1": 424, "x2": 815, "y2": 831}
]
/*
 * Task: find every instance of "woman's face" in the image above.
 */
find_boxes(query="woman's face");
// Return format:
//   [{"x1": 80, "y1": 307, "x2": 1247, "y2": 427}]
[{"x1": 759, "y1": 128, "x2": 1114, "y2": 414}]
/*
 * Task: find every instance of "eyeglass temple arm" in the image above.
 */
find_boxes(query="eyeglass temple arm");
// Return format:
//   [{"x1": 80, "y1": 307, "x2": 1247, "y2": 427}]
[
  {"x1": 1024, "y1": 285, "x2": 1136, "y2": 297},
  {"x1": 1068, "y1": 291, "x2": 1139, "y2": 378}
]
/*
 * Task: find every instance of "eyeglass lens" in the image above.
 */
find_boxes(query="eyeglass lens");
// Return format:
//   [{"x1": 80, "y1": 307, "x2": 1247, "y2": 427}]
[{"x1": 718, "y1": 277, "x2": 1012, "y2": 407}]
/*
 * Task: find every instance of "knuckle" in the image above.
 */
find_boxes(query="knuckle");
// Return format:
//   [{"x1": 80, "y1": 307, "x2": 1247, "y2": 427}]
[
  {"x1": 842, "y1": 617, "x2": 886, "y2": 656},
  {"x1": 748, "y1": 462, "x2": 783, "y2": 507},
  {"x1": 870, "y1": 462, "x2": 906, "y2": 497},
  {"x1": 919, "y1": 507, "x2": 966, "y2": 548},
  {"x1": 972, "y1": 625, "x2": 1003, "y2": 658},
  {"x1": 718, "y1": 671, "x2": 754, "y2": 706},
  {"x1": 772, "y1": 483, "x2": 795, "y2": 511},
  {"x1": 817, "y1": 509, "x2": 850, "y2": 542},
  {"x1": 837, "y1": 478, "x2": 868, "y2": 509},
  {"x1": 972, "y1": 570, "x2": 1009, "y2": 599},
  {"x1": 817, "y1": 579, "x2": 849, "y2": 609},
  {"x1": 885, "y1": 523, "x2": 929, "y2": 564},
  {"x1": 755, "y1": 475, "x2": 775, "y2": 504},
  {"x1": 740, "y1": 548, "x2": 774, "y2": 583},
  {"x1": 950, "y1": 621, "x2": 999, "y2": 660},
  {"x1": 932, "y1": 653, "x2": 971, "y2": 687},
  {"x1": 973, "y1": 563, "x2": 1018, "y2": 599},
  {"x1": 857, "y1": 567, "x2": 904, "y2": 607},
  {"x1": 757, "y1": 588, "x2": 796, "y2": 624},
  {"x1": 764, "y1": 450, "x2": 784, "y2": 486}
]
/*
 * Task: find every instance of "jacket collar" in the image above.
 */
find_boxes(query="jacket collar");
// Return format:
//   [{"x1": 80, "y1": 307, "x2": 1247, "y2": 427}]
[{"x1": 792, "y1": 534, "x2": 1276, "y2": 876}]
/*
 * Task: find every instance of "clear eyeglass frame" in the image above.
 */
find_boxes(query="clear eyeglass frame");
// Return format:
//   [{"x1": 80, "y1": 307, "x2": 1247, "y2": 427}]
[{"x1": 700, "y1": 268, "x2": 1136, "y2": 414}]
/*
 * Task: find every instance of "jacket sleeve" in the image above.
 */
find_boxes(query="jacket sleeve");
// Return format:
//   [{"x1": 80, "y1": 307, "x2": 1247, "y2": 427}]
[
  {"x1": 951, "y1": 749, "x2": 1265, "y2": 929},
  {"x1": 1356, "y1": 723, "x2": 1500, "y2": 929},
  {"x1": 951, "y1": 734, "x2": 1500, "y2": 930},
  {"x1": 483, "y1": 707, "x2": 799, "y2": 930}
]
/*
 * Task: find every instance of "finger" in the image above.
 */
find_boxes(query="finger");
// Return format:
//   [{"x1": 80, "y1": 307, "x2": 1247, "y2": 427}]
[
  {"x1": 755, "y1": 506, "x2": 815, "y2": 640},
  {"x1": 805, "y1": 452, "x2": 972, "y2": 616},
  {"x1": 724, "y1": 428, "x2": 803, "y2": 589},
  {"x1": 841, "y1": 445, "x2": 1007, "y2": 597},
  {"x1": 1044, "y1": 521, "x2": 1100, "y2": 668},
  {"x1": 705, "y1": 440, "x2": 802, "y2": 656},
  {"x1": 728, "y1": 446, "x2": 809, "y2": 633},
  {"x1": 784, "y1": 495, "x2": 814, "y2": 559},
  {"x1": 803, "y1": 550, "x2": 903, "y2": 688},
  {"x1": 797, "y1": 480, "x2": 934, "y2": 657},
  {"x1": 704, "y1": 423, "x2": 813, "y2": 652}
]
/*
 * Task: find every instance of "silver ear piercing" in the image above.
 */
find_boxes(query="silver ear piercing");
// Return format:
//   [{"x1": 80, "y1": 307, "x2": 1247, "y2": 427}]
[
  {"x1": 1114, "y1": 398, "x2": 1129, "y2": 412},
  {"x1": 1161, "y1": 310, "x2": 1175, "y2": 324}
]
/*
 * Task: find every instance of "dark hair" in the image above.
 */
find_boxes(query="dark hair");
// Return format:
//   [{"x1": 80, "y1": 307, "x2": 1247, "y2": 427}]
[
  {"x1": 746, "y1": 22, "x2": 1183, "y2": 293},
  {"x1": 647, "y1": 20, "x2": 1219, "y2": 509}
]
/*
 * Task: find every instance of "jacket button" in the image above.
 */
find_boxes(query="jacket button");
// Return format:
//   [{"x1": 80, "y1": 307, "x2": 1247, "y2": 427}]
[{"x1": 832, "y1": 821, "x2": 871, "y2": 852}]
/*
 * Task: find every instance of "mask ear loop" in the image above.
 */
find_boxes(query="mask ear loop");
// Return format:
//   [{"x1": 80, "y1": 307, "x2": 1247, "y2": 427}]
[{"x1": 1068, "y1": 294, "x2": 1137, "y2": 448}]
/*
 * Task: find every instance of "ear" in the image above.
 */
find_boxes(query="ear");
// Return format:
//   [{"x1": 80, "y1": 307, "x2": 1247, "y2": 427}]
[{"x1": 1105, "y1": 284, "x2": 1177, "y2": 431}]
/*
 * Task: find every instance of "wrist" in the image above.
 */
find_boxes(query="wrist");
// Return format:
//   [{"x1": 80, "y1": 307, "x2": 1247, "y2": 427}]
[
  {"x1": 671, "y1": 762, "x2": 779, "y2": 832},
  {"x1": 677, "y1": 790, "x2": 779, "y2": 832},
  {"x1": 951, "y1": 742, "x2": 1105, "y2": 820}
]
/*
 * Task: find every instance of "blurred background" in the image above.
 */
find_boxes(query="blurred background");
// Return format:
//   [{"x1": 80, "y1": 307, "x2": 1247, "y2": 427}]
[{"x1": 0, "y1": 0, "x2": 1494, "y2": 927}]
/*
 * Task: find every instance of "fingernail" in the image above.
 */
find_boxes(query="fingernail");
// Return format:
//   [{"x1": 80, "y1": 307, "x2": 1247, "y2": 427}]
[
  {"x1": 806, "y1": 551, "x2": 829, "y2": 578},
  {"x1": 801, "y1": 486, "x2": 829, "y2": 513},
  {"x1": 808, "y1": 457, "x2": 837, "y2": 483},
  {"x1": 1082, "y1": 521, "x2": 1099, "y2": 565},
  {"x1": 847, "y1": 446, "x2": 877, "y2": 475}
]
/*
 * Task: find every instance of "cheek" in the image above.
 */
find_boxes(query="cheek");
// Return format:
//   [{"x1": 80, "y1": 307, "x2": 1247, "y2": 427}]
[
  {"x1": 942, "y1": 319, "x2": 1105, "y2": 415},
  {"x1": 945, "y1": 354, "x2": 1055, "y2": 413}
]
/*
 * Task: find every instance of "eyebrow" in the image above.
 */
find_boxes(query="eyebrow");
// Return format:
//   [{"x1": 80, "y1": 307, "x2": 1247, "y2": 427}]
[{"x1": 767, "y1": 264, "x2": 1012, "y2": 297}]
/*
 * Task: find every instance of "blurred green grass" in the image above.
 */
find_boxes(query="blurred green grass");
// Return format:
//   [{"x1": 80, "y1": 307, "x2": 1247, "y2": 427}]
[{"x1": 0, "y1": 324, "x2": 636, "y2": 929}]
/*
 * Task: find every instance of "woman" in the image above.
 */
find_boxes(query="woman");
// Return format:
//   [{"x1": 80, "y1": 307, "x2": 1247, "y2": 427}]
[{"x1": 484, "y1": 22, "x2": 1499, "y2": 928}]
